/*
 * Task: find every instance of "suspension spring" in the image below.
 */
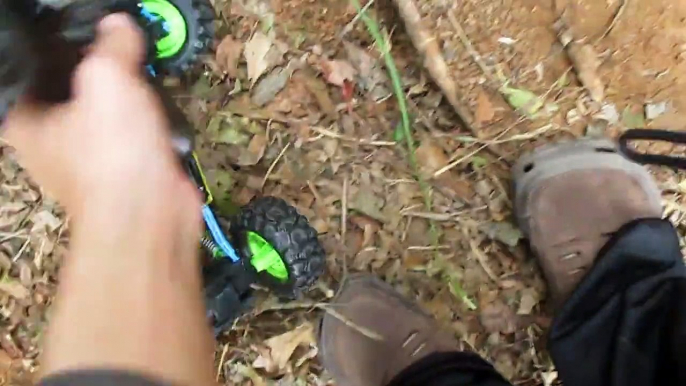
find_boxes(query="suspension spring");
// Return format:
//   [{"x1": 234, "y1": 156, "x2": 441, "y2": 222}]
[{"x1": 201, "y1": 236, "x2": 222, "y2": 258}]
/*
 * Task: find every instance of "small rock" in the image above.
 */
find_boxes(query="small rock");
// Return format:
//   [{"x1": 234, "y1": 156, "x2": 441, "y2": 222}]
[
  {"x1": 594, "y1": 103, "x2": 619, "y2": 124},
  {"x1": 585, "y1": 119, "x2": 608, "y2": 138},
  {"x1": 645, "y1": 101, "x2": 669, "y2": 120},
  {"x1": 474, "y1": 180, "x2": 493, "y2": 198},
  {"x1": 565, "y1": 108, "x2": 582, "y2": 125},
  {"x1": 483, "y1": 221, "x2": 523, "y2": 247},
  {"x1": 479, "y1": 301, "x2": 517, "y2": 334},
  {"x1": 497, "y1": 37, "x2": 517, "y2": 45},
  {"x1": 251, "y1": 66, "x2": 292, "y2": 107},
  {"x1": 517, "y1": 288, "x2": 539, "y2": 315}
]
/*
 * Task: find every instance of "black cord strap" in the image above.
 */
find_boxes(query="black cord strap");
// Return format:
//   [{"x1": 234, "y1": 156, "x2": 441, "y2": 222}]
[{"x1": 618, "y1": 129, "x2": 686, "y2": 170}]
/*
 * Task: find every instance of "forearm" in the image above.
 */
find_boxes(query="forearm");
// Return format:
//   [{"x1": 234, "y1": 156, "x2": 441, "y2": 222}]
[{"x1": 41, "y1": 196, "x2": 215, "y2": 385}]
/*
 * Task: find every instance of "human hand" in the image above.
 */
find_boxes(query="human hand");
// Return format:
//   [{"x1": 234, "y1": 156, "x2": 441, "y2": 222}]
[
  {"x1": 1, "y1": 14, "x2": 201, "y2": 223},
  {"x1": 3, "y1": 15, "x2": 214, "y2": 384}
]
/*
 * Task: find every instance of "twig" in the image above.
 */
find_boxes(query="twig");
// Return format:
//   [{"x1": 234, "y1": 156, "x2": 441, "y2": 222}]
[
  {"x1": 402, "y1": 212, "x2": 453, "y2": 221},
  {"x1": 392, "y1": 0, "x2": 474, "y2": 126},
  {"x1": 306, "y1": 180, "x2": 323, "y2": 204},
  {"x1": 470, "y1": 240, "x2": 499, "y2": 282},
  {"x1": 0, "y1": 231, "x2": 27, "y2": 244},
  {"x1": 255, "y1": 301, "x2": 325, "y2": 314},
  {"x1": 407, "y1": 245, "x2": 451, "y2": 251},
  {"x1": 401, "y1": 207, "x2": 488, "y2": 221},
  {"x1": 392, "y1": 0, "x2": 507, "y2": 161},
  {"x1": 337, "y1": 176, "x2": 350, "y2": 299},
  {"x1": 598, "y1": 0, "x2": 628, "y2": 42},
  {"x1": 447, "y1": 11, "x2": 498, "y2": 84},
  {"x1": 322, "y1": 306, "x2": 384, "y2": 341},
  {"x1": 216, "y1": 344, "x2": 230, "y2": 382},
  {"x1": 341, "y1": 177, "x2": 349, "y2": 241},
  {"x1": 451, "y1": 123, "x2": 556, "y2": 146},
  {"x1": 434, "y1": 142, "x2": 492, "y2": 177},
  {"x1": 434, "y1": 118, "x2": 533, "y2": 177},
  {"x1": 309, "y1": 126, "x2": 396, "y2": 146},
  {"x1": 261, "y1": 142, "x2": 290, "y2": 189},
  {"x1": 12, "y1": 238, "x2": 30, "y2": 263},
  {"x1": 339, "y1": 0, "x2": 376, "y2": 38},
  {"x1": 253, "y1": 301, "x2": 384, "y2": 340}
]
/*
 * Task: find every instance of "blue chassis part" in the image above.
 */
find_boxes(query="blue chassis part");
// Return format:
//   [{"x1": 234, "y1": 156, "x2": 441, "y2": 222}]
[{"x1": 202, "y1": 205, "x2": 241, "y2": 263}]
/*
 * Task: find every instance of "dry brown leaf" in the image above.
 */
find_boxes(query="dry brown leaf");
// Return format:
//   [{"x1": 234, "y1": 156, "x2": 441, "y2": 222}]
[
  {"x1": 415, "y1": 141, "x2": 448, "y2": 176},
  {"x1": 320, "y1": 59, "x2": 356, "y2": 87},
  {"x1": 343, "y1": 41, "x2": 391, "y2": 101},
  {"x1": 251, "y1": 66, "x2": 292, "y2": 106},
  {"x1": 245, "y1": 32, "x2": 272, "y2": 84},
  {"x1": 479, "y1": 300, "x2": 517, "y2": 334},
  {"x1": 31, "y1": 210, "x2": 61, "y2": 233},
  {"x1": 434, "y1": 173, "x2": 474, "y2": 202},
  {"x1": 244, "y1": 32, "x2": 286, "y2": 85},
  {"x1": 557, "y1": 22, "x2": 604, "y2": 102},
  {"x1": 475, "y1": 90, "x2": 496, "y2": 124},
  {"x1": 0, "y1": 278, "x2": 29, "y2": 300},
  {"x1": 259, "y1": 323, "x2": 315, "y2": 373},
  {"x1": 568, "y1": 43, "x2": 604, "y2": 102},
  {"x1": 237, "y1": 134, "x2": 268, "y2": 166},
  {"x1": 216, "y1": 35, "x2": 244, "y2": 78},
  {"x1": 351, "y1": 186, "x2": 386, "y2": 222},
  {"x1": 517, "y1": 288, "x2": 539, "y2": 315},
  {"x1": 300, "y1": 71, "x2": 338, "y2": 121}
]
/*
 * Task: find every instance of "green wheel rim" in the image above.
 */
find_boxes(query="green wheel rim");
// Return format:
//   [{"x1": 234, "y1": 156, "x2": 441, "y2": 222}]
[
  {"x1": 141, "y1": 0, "x2": 188, "y2": 59},
  {"x1": 247, "y1": 232, "x2": 289, "y2": 282}
]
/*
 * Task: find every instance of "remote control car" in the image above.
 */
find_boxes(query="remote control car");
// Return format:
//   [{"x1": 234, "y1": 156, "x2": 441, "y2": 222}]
[{"x1": 0, "y1": 0, "x2": 327, "y2": 335}]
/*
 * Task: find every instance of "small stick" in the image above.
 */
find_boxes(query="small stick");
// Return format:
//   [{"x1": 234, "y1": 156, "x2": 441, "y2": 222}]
[
  {"x1": 216, "y1": 344, "x2": 230, "y2": 382},
  {"x1": 307, "y1": 180, "x2": 323, "y2": 204},
  {"x1": 407, "y1": 245, "x2": 451, "y2": 251},
  {"x1": 261, "y1": 142, "x2": 291, "y2": 189},
  {"x1": 309, "y1": 126, "x2": 396, "y2": 146},
  {"x1": 447, "y1": 11, "x2": 498, "y2": 84},
  {"x1": 337, "y1": 176, "x2": 350, "y2": 299},
  {"x1": 12, "y1": 238, "x2": 30, "y2": 263},
  {"x1": 341, "y1": 176, "x2": 349, "y2": 241},
  {"x1": 470, "y1": 240, "x2": 499, "y2": 282},
  {"x1": 322, "y1": 306, "x2": 384, "y2": 341},
  {"x1": 598, "y1": 0, "x2": 628, "y2": 42},
  {"x1": 340, "y1": 0, "x2": 376, "y2": 38}
]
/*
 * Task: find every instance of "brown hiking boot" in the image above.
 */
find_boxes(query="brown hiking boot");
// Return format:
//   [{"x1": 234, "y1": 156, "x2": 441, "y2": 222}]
[
  {"x1": 318, "y1": 275, "x2": 458, "y2": 386},
  {"x1": 513, "y1": 139, "x2": 662, "y2": 305}
]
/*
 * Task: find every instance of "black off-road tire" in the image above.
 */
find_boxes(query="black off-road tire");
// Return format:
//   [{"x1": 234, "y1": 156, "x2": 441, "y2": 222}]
[
  {"x1": 232, "y1": 197, "x2": 326, "y2": 295},
  {"x1": 155, "y1": 0, "x2": 215, "y2": 75}
]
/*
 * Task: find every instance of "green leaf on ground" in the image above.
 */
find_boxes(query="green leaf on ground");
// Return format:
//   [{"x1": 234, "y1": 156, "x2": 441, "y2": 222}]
[
  {"x1": 449, "y1": 275, "x2": 477, "y2": 310},
  {"x1": 622, "y1": 106, "x2": 646, "y2": 129},
  {"x1": 483, "y1": 222, "x2": 523, "y2": 247},
  {"x1": 499, "y1": 85, "x2": 544, "y2": 117},
  {"x1": 471, "y1": 156, "x2": 488, "y2": 169}
]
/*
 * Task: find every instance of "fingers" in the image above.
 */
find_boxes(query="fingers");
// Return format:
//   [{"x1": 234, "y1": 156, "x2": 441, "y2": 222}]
[{"x1": 87, "y1": 14, "x2": 147, "y2": 75}]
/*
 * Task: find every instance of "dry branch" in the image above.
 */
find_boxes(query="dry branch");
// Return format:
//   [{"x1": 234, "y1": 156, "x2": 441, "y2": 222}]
[
  {"x1": 392, "y1": 0, "x2": 474, "y2": 127},
  {"x1": 392, "y1": 0, "x2": 508, "y2": 161}
]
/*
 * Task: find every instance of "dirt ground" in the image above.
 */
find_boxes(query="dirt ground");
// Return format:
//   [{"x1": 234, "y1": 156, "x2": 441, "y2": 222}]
[{"x1": 2, "y1": 0, "x2": 686, "y2": 384}]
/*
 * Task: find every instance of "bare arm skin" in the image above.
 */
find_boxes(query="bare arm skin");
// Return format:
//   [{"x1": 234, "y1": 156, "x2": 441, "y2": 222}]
[{"x1": 2, "y1": 15, "x2": 216, "y2": 385}]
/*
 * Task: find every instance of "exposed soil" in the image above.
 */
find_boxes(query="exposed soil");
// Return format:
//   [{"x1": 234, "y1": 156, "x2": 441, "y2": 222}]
[{"x1": 1, "y1": 0, "x2": 686, "y2": 384}]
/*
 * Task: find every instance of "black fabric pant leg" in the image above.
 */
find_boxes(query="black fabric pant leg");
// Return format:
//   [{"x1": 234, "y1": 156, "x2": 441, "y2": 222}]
[
  {"x1": 550, "y1": 218, "x2": 686, "y2": 386},
  {"x1": 385, "y1": 351, "x2": 512, "y2": 386},
  {"x1": 388, "y1": 218, "x2": 686, "y2": 386}
]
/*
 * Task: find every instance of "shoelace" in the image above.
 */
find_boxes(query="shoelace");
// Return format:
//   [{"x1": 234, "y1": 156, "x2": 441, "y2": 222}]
[{"x1": 619, "y1": 129, "x2": 686, "y2": 169}]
